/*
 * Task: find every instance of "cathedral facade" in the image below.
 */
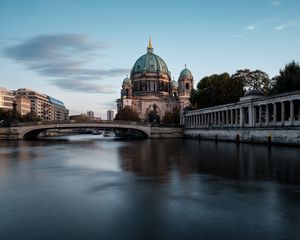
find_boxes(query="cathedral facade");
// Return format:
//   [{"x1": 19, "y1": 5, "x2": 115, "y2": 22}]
[{"x1": 117, "y1": 39, "x2": 193, "y2": 122}]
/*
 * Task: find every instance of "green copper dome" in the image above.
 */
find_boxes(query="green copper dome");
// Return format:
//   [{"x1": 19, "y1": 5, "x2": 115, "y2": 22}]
[
  {"x1": 123, "y1": 77, "x2": 131, "y2": 84},
  {"x1": 180, "y1": 67, "x2": 192, "y2": 78},
  {"x1": 171, "y1": 79, "x2": 178, "y2": 88},
  {"x1": 131, "y1": 39, "x2": 169, "y2": 76}
]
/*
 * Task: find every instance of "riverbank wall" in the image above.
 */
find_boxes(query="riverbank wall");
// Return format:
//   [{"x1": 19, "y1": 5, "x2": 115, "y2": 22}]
[{"x1": 184, "y1": 127, "x2": 300, "y2": 146}]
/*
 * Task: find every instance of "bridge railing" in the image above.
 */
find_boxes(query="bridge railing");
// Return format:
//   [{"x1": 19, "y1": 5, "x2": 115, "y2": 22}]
[
  {"x1": 1, "y1": 119, "x2": 182, "y2": 128},
  {"x1": 5, "y1": 120, "x2": 152, "y2": 127}
]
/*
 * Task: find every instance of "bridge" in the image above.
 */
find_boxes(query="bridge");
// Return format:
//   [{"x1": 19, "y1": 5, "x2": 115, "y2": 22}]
[{"x1": 0, "y1": 120, "x2": 183, "y2": 140}]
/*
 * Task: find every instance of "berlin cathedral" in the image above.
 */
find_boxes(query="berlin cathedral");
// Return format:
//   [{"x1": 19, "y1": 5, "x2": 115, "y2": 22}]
[{"x1": 117, "y1": 39, "x2": 194, "y2": 122}]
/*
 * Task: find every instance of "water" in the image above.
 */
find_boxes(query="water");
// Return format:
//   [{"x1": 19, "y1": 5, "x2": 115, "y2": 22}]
[{"x1": 0, "y1": 135, "x2": 300, "y2": 240}]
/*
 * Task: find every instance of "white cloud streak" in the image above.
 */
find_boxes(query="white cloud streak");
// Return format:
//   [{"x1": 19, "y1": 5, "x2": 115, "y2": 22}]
[{"x1": 4, "y1": 34, "x2": 129, "y2": 94}]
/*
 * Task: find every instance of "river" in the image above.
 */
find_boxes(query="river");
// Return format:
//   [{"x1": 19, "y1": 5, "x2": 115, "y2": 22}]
[{"x1": 0, "y1": 135, "x2": 300, "y2": 240}]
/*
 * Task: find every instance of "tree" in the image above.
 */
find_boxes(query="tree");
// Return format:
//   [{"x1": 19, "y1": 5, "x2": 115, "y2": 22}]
[
  {"x1": 146, "y1": 104, "x2": 160, "y2": 123},
  {"x1": 271, "y1": 61, "x2": 300, "y2": 94},
  {"x1": 114, "y1": 106, "x2": 141, "y2": 121},
  {"x1": 69, "y1": 114, "x2": 91, "y2": 122},
  {"x1": 162, "y1": 107, "x2": 180, "y2": 125},
  {"x1": 20, "y1": 112, "x2": 42, "y2": 122},
  {"x1": 231, "y1": 69, "x2": 270, "y2": 94},
  {"x1": 0, "y1": 109, "x2": 13, "y2": 126},
  {"x1": 189, "y1": 73, "x2": 244, "y2": 109}
]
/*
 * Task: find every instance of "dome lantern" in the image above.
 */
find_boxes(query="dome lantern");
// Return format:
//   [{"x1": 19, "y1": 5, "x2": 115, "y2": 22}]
[
  {"x1": 131, "y1": 39, "x2": 170, "y2": 77},
  {"x1": 147, "y1": 38, "x2": 153, "y2": 53}
]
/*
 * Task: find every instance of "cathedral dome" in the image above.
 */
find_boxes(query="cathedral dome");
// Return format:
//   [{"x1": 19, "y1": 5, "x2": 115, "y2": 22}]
[
  {"x1": 131, "y1": 39, "x2": 169, "y2": 76},
  {"x1": 171, "y1": 79, "x2": 178, "y2": 88},
  {"x1": 123, "y1": 77, "x2": 131, "y2": 84},
  {"x1": 179, "y1": 67, "x2": 192, "y2": 78}
]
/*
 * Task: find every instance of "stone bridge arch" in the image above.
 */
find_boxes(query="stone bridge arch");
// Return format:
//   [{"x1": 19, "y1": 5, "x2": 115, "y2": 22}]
[{"x1": 16, "y1": 123, "x2": 151, "y2": 139}]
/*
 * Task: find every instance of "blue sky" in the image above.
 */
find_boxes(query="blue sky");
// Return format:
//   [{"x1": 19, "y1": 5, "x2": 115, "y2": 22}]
[{"x1": 0, "y1": 0, "x2": 299, "y2": 118}]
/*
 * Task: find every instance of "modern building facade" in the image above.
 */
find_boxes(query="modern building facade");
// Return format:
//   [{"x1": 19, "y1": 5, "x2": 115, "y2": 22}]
[
  {"x1": 107, "y1": 110, "x2": 114, "y2": 121},
  {"x1": 48, "y1": 96, "x2": 69, "y2": 121},
  {"x1": 14, "y1": 88, "x2": 51, "y2": 121},
  {"x1": 14, "y1": 88, "x2": 68, "y2": 121},
  {"x1": 15, "y1": 96, "x2": 31, "y2": 115},
  {"x1": 87, "y1": 111, "x2": 95, "y2": 118},
  {"x1": 0, "y1": 87, "x2": 14, "y2": 111},
  {"x1": 117, "y1": 39, "x2": 193, "y2": 121}
]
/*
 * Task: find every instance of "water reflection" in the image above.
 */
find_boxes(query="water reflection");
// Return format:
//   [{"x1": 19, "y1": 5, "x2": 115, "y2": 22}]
[
  {"x1": 119, "y1": 139, "x2": 300, "y2": 184},
  {"x1": 0, "y1": 136, "x2": 300, "y2": 240}
]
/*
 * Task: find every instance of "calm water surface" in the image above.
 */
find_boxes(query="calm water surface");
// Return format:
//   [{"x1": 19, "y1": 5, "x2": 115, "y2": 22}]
[{"x1": 0, "y1": 135, "x2": 300, "y2": 240}]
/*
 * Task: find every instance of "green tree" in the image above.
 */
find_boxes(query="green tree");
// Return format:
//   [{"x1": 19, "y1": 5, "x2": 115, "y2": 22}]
[
  {"x1": 271, "y1": 61, "x2": 300, "y2": 94},
  {"x1": 69, "y1": 114, "x2": 91, "y2": 122},
  {"x1": 231, "y1": 69, "x2": 270, "y2": 94},
  {"x1": 115, "y1": 106, "x2": 141, "y2": 121},
  {"x1": 190, "y1": 73, "x2": 244, "y2": 109},
  {"x1": 0, "y1": 109, "x2": 13, "y2": 126},
  {"x1": 20, "y1": 112, "x2": 42, "y2": 122},
  {"x1": 162, "y1": 107, "x2": 180, "y2": 125}
]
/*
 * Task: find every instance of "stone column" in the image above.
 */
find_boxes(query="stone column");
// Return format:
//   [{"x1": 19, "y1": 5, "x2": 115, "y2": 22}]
[
  {"x1": 207, "y1": 113, "x2": 210, "y2": 126},
  {"x1": 258, "y1": 105, "x2": 262, "y2": 127},
  {"x1": 253, "y1": 106, "x2": 257, "y2": 127},
  {"x1": 226, "y1": 110, "x2": 229, "y2": 126},
  {"x1": 240, "y1": 108, "x2": 244, "y2": 127},
  {"x1": 221, "y1": 110, "x2": 225, "y2": 126},
  {"x1": 206, "y1": 113, "x2": 208, "y2": 126},
  {"x1": 230, "y1": 109, "x2": 233, "y2": 126},
  {"x1": 266, "y1": 104, "x2": 269, "y2": 126},
  {"x1": 248, "y1": 105, "x2": 253, "y2": 127},
  {"x1": 235, "y1": 109, "x2": 238, "y2": 126},
  {"x1": 281, "y1": 102, "x2": 285, "y2": 126},
  {"x1": 290, "y1": 100, "x2": 294, "y2": 126},
  {"x1": 273, "y1": 103, "x2": 277, "y2": 126},
  {"x1": 214, "y1": 112, "x2": 216, "y2": 126}
]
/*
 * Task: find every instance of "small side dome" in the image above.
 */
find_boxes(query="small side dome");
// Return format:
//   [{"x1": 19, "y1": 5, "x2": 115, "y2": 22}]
[
  {"x1": 171, "y1": 80, "x2": 178, "y2": 88},
  {"x1": 245, "y1": 89, "x2": 264, "y2": 96},
  {"x1": 179, "y1": 67, "x2": 192, "y2": 78},
  {"x1": 123, "y1": 77, "x2": 131, "y2": 84}
]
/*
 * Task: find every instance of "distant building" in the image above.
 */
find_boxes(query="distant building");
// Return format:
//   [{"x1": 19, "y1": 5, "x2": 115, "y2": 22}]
[
  {"x1": 87, "y1": 111, "x2": 95, "y2": 118},
  {"x1": 0, "y1": 87, "x2": 14, "y2": 111},
  {"x1": 107, "y1": 110, "x2": 114, "y2": 121},
  {"x1": 14, "y1": 88, "x2": 51, "y2": 121},
  {"x1": 48, "y1": 96, "x2": 69, "y2": 121},
  {"x1": 14, "y1": 88, "x2": 68, "y2": 121},
  {"x1": 117, "y1": 39, "x2": 194, "y2": 122},
  {"x1": 15, "y1": 96, "x2": 31, "y2": 115}
]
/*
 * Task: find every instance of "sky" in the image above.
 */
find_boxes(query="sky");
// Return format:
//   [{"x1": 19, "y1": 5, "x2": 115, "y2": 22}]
[{"x1": 0, "y1": 0, "x2": 299, "y2": 118}]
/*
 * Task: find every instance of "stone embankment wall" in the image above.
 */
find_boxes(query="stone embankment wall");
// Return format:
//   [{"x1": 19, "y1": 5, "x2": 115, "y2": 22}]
[
  {"x1": 150, "y1": 127, "x2": 183, "y2": 138},
  {"x1": 0, "y1": 128, "x2": 17, "y2": 140},
  {"x1": 184, "y1": 128, "x2": 300, "y2": 145}
]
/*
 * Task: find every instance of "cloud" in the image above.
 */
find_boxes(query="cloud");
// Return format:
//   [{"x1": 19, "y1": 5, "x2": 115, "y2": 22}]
[
  {"x1": 275, "y1": 24, "x2": 286, "y2": 31},
  {"x1": 3, "y1": 34, "x2": 129, "y2": 93},
  {"x1": 275, "y1": 20, "x2": 296, "y2": 31},
  {"x1": 271, "y1": 1, "x2": 281, "y2": 6},
  {"x1": 247, "y1": 25, "x2": 255, "y2": 31},
  {"x1": 230, "y1": 34, "x2": 245, "y2": 38}
]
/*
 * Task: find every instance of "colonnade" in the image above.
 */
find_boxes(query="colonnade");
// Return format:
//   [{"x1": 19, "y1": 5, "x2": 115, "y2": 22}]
[{"x1": 182, "y1": 92, "x2": 300, "y2": 128}]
